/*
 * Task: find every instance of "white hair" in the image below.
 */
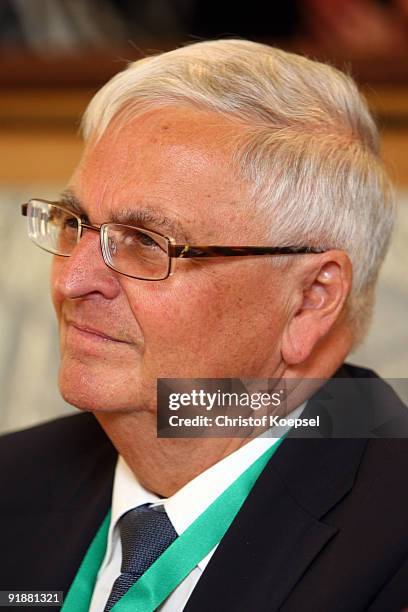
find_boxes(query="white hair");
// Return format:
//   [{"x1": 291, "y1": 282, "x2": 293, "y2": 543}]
[{"x1": 82, "y1": 39, "x2": 395, "y2": 344}]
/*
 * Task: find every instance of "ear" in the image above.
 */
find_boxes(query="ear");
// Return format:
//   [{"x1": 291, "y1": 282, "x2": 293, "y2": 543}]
[{"x1": 281, "y1": 250, "x2": 352, "y2": 365}]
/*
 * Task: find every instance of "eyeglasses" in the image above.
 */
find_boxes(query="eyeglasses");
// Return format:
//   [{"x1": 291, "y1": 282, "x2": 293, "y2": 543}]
[{"x1": 21, "y1": 199, "x2": 325, "y2": 281}]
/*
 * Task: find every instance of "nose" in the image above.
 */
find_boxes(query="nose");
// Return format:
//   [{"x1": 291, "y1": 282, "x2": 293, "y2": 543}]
[{"x1": 52, "y1": 228, "x2": 121, "y2": 300}]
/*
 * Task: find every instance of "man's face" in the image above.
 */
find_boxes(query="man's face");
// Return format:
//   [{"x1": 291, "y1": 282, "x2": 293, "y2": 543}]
[{"x1": 51, "y1": 106, "x2": 292, "y2": 413}]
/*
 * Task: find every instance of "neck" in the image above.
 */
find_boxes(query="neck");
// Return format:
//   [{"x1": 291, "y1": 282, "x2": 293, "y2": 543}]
[
  {"x1": 95, "y1": 410, "x2": 252, "y2": 497},
  {"x1": 95, "y1": 334, "x2": 351, "y2": 498}
]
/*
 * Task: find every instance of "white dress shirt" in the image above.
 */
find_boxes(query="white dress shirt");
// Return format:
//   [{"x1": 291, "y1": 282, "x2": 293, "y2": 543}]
[{"x1": 89, "y1": 405, "x2": 304, "y2": 612}]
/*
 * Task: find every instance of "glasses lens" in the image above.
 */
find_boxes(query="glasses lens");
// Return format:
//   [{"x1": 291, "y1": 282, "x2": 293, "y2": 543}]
[
  {"x1": 27, "y1": 200, "x2": 79, "y2": 256},
  {"x1": 102, "y1": 224, "x2": 170, "y2": 280}
]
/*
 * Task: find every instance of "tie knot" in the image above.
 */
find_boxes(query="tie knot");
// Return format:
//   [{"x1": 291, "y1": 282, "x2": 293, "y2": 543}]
[{"x1": 119, "y1": 504, "x2": 178, "y2": 577}]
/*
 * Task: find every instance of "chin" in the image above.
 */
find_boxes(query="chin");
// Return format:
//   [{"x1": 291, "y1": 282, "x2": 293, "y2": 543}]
[{"x1": 58, "y1": 357, "x2": 144, "y2": 413}]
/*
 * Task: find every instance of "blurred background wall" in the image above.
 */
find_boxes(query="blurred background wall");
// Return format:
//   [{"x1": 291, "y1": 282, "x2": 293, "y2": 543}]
[{"x1": 1, "y1": 0, "x2": 407, "y2": 433}]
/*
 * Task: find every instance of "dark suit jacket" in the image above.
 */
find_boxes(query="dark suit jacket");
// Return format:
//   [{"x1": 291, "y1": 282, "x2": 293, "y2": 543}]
[{"x1": 1, "y1": 364, "x2": 408, "y2": 612}]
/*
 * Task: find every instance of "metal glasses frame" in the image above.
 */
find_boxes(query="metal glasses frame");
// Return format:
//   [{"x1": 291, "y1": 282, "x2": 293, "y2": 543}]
[{"x1": 21, "y1": 199, "x2": 326, "y2": 281}]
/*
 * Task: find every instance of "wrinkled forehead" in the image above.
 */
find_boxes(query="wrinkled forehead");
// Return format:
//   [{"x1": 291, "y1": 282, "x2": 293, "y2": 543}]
[{"x1": 69, "y1": 106, "x2": 262, "y2": 243}]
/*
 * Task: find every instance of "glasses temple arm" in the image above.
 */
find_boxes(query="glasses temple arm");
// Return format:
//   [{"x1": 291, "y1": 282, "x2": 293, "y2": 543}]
[{"x1": 168, "y1": 244, "x2": 325, "y2": 258}]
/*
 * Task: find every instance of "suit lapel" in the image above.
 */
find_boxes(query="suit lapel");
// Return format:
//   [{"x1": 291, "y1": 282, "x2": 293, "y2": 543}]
[{"x1": 184, "y1": 435, "x2": 367, "y2": 612}]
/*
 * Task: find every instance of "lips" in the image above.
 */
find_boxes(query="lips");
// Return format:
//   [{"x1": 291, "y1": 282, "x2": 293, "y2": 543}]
[{"x1": 67, "y1": 320, "x2": 131, "y2": 344}]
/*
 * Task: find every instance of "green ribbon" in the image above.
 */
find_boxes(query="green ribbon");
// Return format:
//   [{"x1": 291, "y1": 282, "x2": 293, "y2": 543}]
[{"x1": 62, "y1": 436, "x2": 285, "y2": 612}]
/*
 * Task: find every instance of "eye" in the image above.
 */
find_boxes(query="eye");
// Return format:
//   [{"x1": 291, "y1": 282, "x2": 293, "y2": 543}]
[
  {"x1": 137, "y1": 232, "x2": 159, "y2": 248},
  {"x1": 123, "y1": 229, "x2": 161, "y2": 250},
  {"x1": 48, "y1": 210, "x2": 76, "y2": 231},
  {"x1": 63, "y1": 217, "x2": 78, "y2": 230}
]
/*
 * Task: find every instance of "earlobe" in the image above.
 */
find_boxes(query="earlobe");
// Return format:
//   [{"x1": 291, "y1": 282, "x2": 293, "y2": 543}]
[
  {"x1": 281, "y1": 254, "x2": 352, "y2": 365},
  {"x1": 282, "y1": 317, "x2": 323, "y2": 365}
]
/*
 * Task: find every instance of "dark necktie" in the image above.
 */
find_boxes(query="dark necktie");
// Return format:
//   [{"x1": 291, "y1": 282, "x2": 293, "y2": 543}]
[{"x1": 103, "y1": 504, "x2": 178, "y2": 612}]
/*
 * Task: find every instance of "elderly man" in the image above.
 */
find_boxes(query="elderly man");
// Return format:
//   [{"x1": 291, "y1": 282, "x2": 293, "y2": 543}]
[{"x1": 1, "y1": 39, "x2": 407, "y2": 611}]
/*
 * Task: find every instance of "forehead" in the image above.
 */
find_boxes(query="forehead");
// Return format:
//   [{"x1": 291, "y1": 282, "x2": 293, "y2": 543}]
[{"x1": 70, "y1": 106, "x2": 259, "y2": 241}]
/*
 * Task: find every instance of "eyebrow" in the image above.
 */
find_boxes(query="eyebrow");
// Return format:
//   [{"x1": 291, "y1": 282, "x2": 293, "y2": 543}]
[{"x1": 59, "y1": 189, "x2": 189, "y2": 241}]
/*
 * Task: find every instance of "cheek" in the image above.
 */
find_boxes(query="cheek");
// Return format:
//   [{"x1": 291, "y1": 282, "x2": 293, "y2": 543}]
[
  {"x1": 124, "y1": 274, "x2": 221, "y2": 341},
  {"x1": 123, "y1": 267, "x2": 272, "y2": 353}
]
